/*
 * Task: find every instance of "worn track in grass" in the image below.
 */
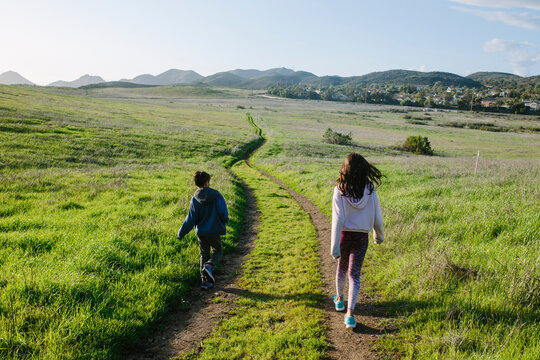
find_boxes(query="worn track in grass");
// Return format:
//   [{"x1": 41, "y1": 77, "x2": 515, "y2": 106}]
[{"x1": 253, "y1": 164, "x2": 395, "y2": 360}]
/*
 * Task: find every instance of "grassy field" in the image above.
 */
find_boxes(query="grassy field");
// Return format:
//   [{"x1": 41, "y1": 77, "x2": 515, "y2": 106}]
[
  {"x1": 0, "y1": 85, "x2": 256, "y2": 358},
  {"x1": 1, "y1": 84, "x2": 539, "y2": 359},
  {"x1": 250, "y1": 103, "x2": 540, "y2": 359}
]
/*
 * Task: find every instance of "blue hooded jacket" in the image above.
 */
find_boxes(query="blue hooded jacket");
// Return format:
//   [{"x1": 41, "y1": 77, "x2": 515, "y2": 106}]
[{"x1": 176, "y1": 187, "x2": 229, "y2": 239}]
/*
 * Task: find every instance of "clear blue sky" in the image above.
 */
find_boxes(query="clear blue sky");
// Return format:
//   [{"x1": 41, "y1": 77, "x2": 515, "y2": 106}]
[{"x1": 1, "y1": 0, "x2": 539, "y2": 84}]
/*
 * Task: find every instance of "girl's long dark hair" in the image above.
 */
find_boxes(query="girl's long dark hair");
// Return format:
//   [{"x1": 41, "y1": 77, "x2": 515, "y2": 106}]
[{"x1": 336, "y1": 153, "x2": 383, "y2": 200}]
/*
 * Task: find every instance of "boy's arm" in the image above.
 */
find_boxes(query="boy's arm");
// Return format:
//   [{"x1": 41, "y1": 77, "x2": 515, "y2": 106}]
[
  {"x1": 373, "y1": 190, "x2": 384, "y2": 244},
  {"x1": 331, "y1": 187, "x2": 345, "y2": 259},
  {"x1": 177, "y1": 198, "x2": 198, "y2": 240},
  {"x1": 218, "y1": 193, "x2": 229, "y2": 224}
]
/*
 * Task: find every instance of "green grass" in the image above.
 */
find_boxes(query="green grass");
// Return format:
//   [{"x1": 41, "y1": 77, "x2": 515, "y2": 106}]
[
  {"x1": 185, "y1": 161, "x2": 326, "y2": 359},
  {"x1": 2, "y1": 83, "x2": 539, "y2": 359},
  {"x1": 250, "y1": 104, "x2": 540, "y2": 359},
  {"x1": 0, "y1": 85, "x2": 254, "y2": 358}
]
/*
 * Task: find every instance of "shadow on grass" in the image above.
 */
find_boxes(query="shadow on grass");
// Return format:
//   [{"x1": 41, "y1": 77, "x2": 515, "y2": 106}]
[
  {"x1": 374, "y1": 296, "x2": 534, "y2": 328},
  {"x1": 222, "y1": 287, "x2": 399, "y2": 336},
  {"x1": 223, "y1": 286, "x2": 326, "y2": 306}
]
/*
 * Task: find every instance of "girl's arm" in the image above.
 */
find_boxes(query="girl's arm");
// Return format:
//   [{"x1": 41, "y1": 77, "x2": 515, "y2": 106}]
[
  {"x1": 373, "y1": 190, "x2": 384, "y2": 244},
  {"x1": 331, "y1": 187, "x2": 345, "y2": 259}
]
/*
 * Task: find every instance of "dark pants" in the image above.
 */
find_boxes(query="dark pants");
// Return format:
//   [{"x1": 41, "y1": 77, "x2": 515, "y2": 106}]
[{"x1": 197, "y1": 235, "x2": 222, "y2": 278}]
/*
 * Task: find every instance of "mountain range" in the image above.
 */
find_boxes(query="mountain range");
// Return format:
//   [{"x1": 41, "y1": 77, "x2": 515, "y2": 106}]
[{"x1": 1, "y1": 68, "x2": 538, "y2": 90}]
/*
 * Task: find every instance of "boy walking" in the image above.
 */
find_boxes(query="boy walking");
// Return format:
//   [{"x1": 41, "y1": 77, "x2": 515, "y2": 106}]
[{"x1": 177, "y1": 171, "x2": 229, "y2": 290}]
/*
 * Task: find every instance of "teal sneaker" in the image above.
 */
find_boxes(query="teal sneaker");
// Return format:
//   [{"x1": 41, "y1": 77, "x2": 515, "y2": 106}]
[
  {"x1": 332, "y1": 295, "x2": 344, "y2": 311},
  {"x1": 344, "y1": 315, "x2": 356, "y2": 328}
]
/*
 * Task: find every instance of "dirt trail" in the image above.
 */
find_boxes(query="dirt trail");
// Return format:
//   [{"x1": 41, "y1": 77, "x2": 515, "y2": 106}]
[
  {"x1": 126, "y1": 180, "x2": 259, "y2": 359},
  {"x1": 255, "y1": 166, "x2": 394, "y2": 360}
]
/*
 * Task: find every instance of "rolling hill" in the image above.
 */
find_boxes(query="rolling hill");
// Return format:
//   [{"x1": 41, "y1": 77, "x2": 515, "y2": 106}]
[
  {"x1": 198, "y1": 72, "x2": 248, "y2": 88},
  {"x1": 345, "y1": 70, "x2": 482, "y2": 87},
  {"x1": 197, "y1": 68, "x2": 483, "y2": 89},
  {"x1": 79, "y1": 81, "x2": 157, "y2": 89},
  {"x1": 227, "y1": 67, "x2": 297, "y2": 79},
  {"x1": 199, "y1": 68, "x2": 318, "y2": 89},
  {"x1": 121, "y1": 69, "x2": 203, "y2": 85},
  {"x1": 467, "y1": 71, "x2": 539, "y2": 88},
  {"x1": 0, "y1": 71, "x2": 34, "y2": 85},
  {"x1": 48, "y1": 74, "x2": 105, "y2": 87}
]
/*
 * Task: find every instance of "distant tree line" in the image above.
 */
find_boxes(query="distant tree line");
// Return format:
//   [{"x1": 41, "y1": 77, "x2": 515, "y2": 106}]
[{"x1": 267, "y1": 82, "x2": 540, "y2": 115}]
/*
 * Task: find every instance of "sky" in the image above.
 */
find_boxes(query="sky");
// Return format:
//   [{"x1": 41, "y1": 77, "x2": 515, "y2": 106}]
[{"x1": 1, "y1": 0, "x2": 539, "y2": 85}]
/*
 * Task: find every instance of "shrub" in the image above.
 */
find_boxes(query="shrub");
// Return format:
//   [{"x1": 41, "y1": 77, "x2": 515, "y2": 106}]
[
  {"x1": 407, "y1": 119, "x2": 426, "y2": 125},
  {"x1": 402, "y1": 135, "x2": 433, "y2": 155},
  {"x1": 323, "y1": 128, "x2": 352, "y2": 145}
]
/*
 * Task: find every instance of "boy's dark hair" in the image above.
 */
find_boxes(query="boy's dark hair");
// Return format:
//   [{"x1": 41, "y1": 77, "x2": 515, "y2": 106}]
[
  {"x1": 336, "y1": 153, "x2": 383, "y2": 200},
  {"x1": 194, "y1": 171, "x2": 211, "y2": 187}
]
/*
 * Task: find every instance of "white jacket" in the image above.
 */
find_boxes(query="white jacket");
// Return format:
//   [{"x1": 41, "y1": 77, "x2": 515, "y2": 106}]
[{"x1": 331, "y1": 185, "x2": 384, "y2": 259}]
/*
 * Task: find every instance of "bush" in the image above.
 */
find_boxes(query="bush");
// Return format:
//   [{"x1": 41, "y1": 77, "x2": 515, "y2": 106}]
[
  {"x1": 323, "y1": 128, "x2": 352, "y2": 145},
  {"x1": 402, "y1": 135, "x2": 433, "y2": 155}
]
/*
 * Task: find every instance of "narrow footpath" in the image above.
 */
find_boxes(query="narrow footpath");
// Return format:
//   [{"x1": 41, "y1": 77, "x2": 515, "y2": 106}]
[
  {"x1": 127, "y1": 180, "x2": 259, "y2": 359},
  {"x1": 254, "y1": 166, "x2": 394, "y2": 360}
]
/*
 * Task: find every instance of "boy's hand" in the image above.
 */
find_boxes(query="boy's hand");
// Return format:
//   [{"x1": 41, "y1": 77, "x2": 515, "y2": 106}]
[{"x1": 374, "y1": 236, "x2": 384, "y2": 244}]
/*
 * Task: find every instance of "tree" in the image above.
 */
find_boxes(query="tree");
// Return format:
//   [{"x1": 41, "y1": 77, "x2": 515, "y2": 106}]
[
  {"x1": 510, "y1": 99, "x2": 526, "y2": 114},
  {"x1": 402, "y1": 136, "x2": 433, "y2": 155}
]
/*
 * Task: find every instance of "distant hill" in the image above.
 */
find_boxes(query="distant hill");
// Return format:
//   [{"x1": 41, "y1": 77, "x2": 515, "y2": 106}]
[
  {"x1": 251, "y1": 70, "x2": 317, "y2": 88},
  {"x1": 466, "y1": 72, "x2": 538, "y2": 88},
  {"x1": 227, "y1": 67, "x2": 297, "y2": 79},
  {"x1": 338, "y1": 70, "x2": 482, "y2": 88},
  {"x1": 467, "y1": 72, "x2": 520, "y2": 83},
  {"x1": 199, "y1": 69, "x2": 481, "y2": 89},
  {"x1": 199, "y1": 72, "x2": 248, "y2": 88},
  {"x1": 49, "y1": 74, "x2": 105, "y2": 88},
  {"x1": 200, "y1": 68, "x2": 318, "y2": 89},
  {"x1": 0, "y1": 71, "x2": 34, "y2": 85},
  {"x1": 79, "y1": 81, "x2": 156, "y2": 89},
  {"x1": 121, "y1": 69, "x2": 203, "y2": 85}
]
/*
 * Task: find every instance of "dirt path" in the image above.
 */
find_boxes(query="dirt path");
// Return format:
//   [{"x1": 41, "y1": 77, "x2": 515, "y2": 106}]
[
  {"x1": 254, "y1": 166, "x2": 394, "y2": 360},
  {"x1": 127, "y1": 179, "x2": 259, "y2": 359}
]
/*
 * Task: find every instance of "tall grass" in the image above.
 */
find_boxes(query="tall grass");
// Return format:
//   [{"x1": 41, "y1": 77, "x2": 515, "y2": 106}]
[{"x1": 0, "y1": 85, "x2": 252, "y2": 358}]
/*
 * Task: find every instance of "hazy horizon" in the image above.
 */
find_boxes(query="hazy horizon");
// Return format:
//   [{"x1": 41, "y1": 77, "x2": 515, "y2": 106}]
[{"x1": 2, "y1": 0, "x2": 539, "y2": 85}]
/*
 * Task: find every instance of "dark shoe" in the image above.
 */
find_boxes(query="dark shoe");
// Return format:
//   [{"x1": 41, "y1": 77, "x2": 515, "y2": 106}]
[
  {"x1": 201, "y1": 280, "x2": 214, "y2": 290},
  {"x1": 203, "y1": 264, "x2": 215, "y2": 283}
]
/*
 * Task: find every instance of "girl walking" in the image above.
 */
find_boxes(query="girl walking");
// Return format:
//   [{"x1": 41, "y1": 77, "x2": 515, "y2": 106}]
[{"x1": 331, "y1": 153, "x2": 384, "y2": 328}]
